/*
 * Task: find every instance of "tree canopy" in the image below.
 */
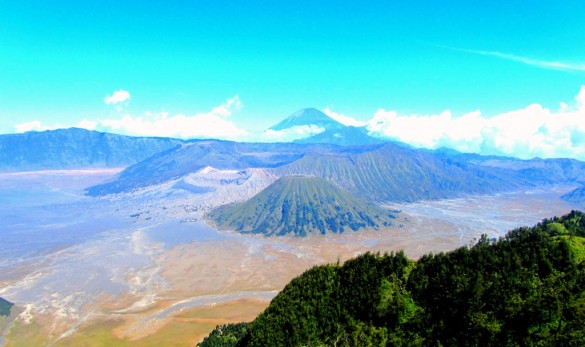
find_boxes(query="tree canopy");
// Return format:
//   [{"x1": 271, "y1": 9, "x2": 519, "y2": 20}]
[{"x1": 199, "y1": 211, "x2": 585, "y2": 346}]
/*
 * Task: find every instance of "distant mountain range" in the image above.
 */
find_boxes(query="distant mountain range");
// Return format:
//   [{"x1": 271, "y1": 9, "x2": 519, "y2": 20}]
[
  {"x1": 273, "y1": 143, "x2": 526, "y2": 202},
  {"x1": 83, "y1": 108, "x2": 572, "y2": 202},
  {"x1": 86, "y1": 140, "x2": 319, "y2": 195},
  {"x1": 434, "y1": 150, "x2": 585, "y2": 184},
  {"x1": 209, "y1": 176, "x2": 396, "y2": 236},
  {"x1": 2, "y1": 108, "x2": 585, "y2": 236},
  {"x1": 0, "y1": 109, "x2": 379, "y2": 174},
  {"x1": 85, "y1": 140, "x2": 538, "y2": 203},
  {"x1": 0, "y1": 128, "x2": 182, "y2": 171}
]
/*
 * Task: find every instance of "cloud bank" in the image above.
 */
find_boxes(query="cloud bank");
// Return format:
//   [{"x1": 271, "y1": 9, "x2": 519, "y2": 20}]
[
  {"x1": 13, "y1": 87, "x2": 585, "y2": 160},
  {"x1": 100, "y1": 95, "x2": 245, "y2": 139},
  {"x1": 14, "y1": 120, "x2": 94, "y2": 133},
  {"x1": 262, "y1": 125, "x2": 325, "y2": 142},
  {"x1": 15, "y1": 95, "x2": 247, "y2": 140},
  {"x1": 366, "y1": 86, "x2": 585, "y2": 160}
]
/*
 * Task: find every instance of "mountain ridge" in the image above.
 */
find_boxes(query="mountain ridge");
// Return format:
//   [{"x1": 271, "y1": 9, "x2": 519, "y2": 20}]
[
  {"x1": 86, "y1": 141, "x2": 328, "y2": 195},
  {"x1": 273, "y1": 142, "x2": 527, "y2": 202},
  {"x1": 86, "y1": 139, "x2": 531, "y2": 201},
  {"x1": 0, "y1": 128, "x2": 183, "y2": 171},
  {"x1": 2, "y1": 120, "x2": 584, "y2": 207}
]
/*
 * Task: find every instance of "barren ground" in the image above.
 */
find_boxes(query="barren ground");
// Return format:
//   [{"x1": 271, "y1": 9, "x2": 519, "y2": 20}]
[{"x1": 0, "y1": 169, "x2": 581, "y2": 346}]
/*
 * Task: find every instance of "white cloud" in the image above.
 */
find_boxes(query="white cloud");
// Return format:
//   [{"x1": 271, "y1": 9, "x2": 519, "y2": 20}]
[
  {"x1": 14, "y1": 119, "x2": 99, "y2": 133},
  {"x1": 77, "y1": 119, "x2": 98, "y2": 130},
  {"x1": 104, "y1": 89, "x2": 131, "y2": 104},
  {"x1": 368, "y1": 86, "x2": 585, "y2": 160},
  {"x1": 261, "y1": 125, "x2": 325, "y2": 142},
  {"x1": 211, "y1": 95, "x2": 242, "y2": 116},
  {"x1": 453, "y1": 47, "x2": 585, "y2": 72},
  {"x1": 14, "y1": 120, "x2": 47, "y2": 133},
  {"x1": 99, "y1": 95, "x2": 246, "y2": 139},
  {"x1": 14, "y1": 95, "x2": 247, "y2": 140},
  {"x1": 12, "y1": 89, "x2": 585, "y2": 160},
  {"x1": 323, "y1": 108, "x2": 367, "y2": 127},
  {"x1": 577, "y1": 86, "x2": 585, "y2": 109}
]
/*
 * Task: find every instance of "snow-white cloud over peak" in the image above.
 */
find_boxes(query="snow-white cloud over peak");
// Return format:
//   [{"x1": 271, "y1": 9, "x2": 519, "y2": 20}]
[{"x1": 323, "y1": 108, "x2": 367, "y2": 127}]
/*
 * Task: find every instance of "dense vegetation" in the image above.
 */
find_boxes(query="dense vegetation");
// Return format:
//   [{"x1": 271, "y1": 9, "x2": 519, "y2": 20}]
[
  {"x1": 198, "y1": 323, "x2": 250, "y2": 347},
  {"x1": 209, "y1": 176, "x2": 396, "y2": 236},
  {"x1": 199, "y1": 211, "x2": 585, "y2": 346},
  {"x1": 0, "y1": 297, "x2": 13, "y2": 317}
]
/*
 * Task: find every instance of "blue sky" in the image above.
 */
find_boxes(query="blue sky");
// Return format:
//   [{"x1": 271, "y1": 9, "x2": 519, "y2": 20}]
[{"x1": 1, "y1": 1, "x2": 585, "y2": 158}]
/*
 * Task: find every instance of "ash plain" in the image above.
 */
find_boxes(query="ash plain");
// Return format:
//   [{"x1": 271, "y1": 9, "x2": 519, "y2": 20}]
[{"x1": 0, "y1": 169, "x2": 581, "y2": 345}]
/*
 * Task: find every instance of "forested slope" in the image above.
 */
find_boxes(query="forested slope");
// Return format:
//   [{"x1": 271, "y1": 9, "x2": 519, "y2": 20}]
[{"x1": 199, "y1": 211, "x2": 585, "y2": 346}]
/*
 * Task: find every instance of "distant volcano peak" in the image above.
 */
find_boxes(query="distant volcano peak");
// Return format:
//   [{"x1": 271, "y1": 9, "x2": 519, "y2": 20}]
[
  {"x1": 268, "y1": 108, "x2": 385, "y2": 146},
  {"x1": 269, "y1": 108, "x2": 343, "y2": 131},
  {"x1": 288, "y1": 107, "x2": 328, "y2": 119}
]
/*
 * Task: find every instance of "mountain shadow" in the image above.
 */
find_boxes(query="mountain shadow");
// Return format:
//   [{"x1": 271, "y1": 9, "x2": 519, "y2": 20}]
[{"x1": 0, "y1": 297, "x2": 13, "y2": 317}]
